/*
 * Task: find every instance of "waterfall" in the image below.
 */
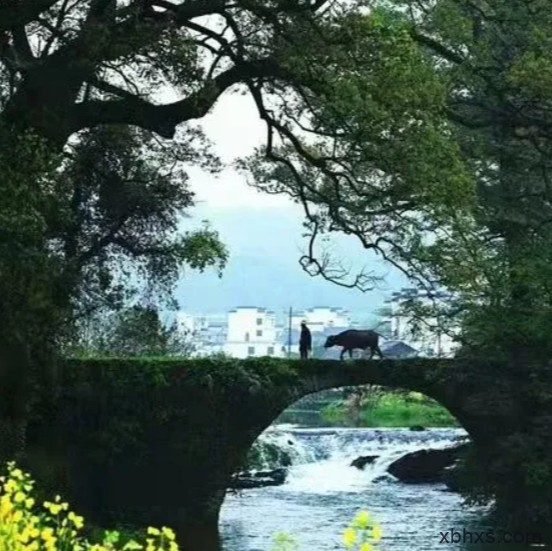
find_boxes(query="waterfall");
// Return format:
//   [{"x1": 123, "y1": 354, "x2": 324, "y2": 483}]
[{"x1": 254, "y1": 425, "x2": 469, "y2": 493}]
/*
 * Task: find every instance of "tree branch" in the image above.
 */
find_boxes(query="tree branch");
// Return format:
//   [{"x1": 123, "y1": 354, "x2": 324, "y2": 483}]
[
  {"x1": 410, "y1": 29, "x2": 465, "y2": 65},
  {"x1": 72, "y1": 57, "x2": 287, "y2": 138},
  {"x1": 0, "y1": 0, "x2": 61, "y2": 33}
]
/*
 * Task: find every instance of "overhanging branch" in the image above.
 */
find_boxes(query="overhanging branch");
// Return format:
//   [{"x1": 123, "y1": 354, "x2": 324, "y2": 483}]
[
  {"x1": 73, "y1": 57, "x2": 286, "y2": 138},
  {"x1": 0, "y1": 0, "x2": 61, "y2": 33}
]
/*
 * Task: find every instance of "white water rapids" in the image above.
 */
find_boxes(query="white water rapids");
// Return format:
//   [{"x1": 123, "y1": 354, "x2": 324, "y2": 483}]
[{"x1": 220, "y1": 426, "x2": 537, "y2": 551}]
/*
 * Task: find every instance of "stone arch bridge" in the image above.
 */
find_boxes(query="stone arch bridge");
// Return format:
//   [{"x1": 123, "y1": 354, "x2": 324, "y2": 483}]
[{"x1": 26, "y1": 357, "x2": 549, "y2": 551}]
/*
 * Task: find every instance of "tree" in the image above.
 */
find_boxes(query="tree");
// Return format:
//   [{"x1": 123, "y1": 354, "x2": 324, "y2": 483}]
[
  {"x1": 0, "y1": 122, "x2": 226, "y2": 458},
  {"x1": 0, "y1": 0, "x2": 386, "y2": 456},
  {"x1": 105, "y1": 305, "x2": 194, "y2": 357},
  {"x1": 55, "y1": 124, "x2": 227, "y2": 320},
  {"x1": 70, "y1": 303, "x2": 198, "y2": 357},
  {"x1": 0, "y1": 129, "x2": 65, "y2": 460},
  {"x1": 241, "y1": 1, "x2": 552, "y2": 525},
  {"x1": 0, "y1": 1, "x2": 364, "y2": 145},
  {"x1": 245, "y1": 1, "x2": 552, "y2": 359}
]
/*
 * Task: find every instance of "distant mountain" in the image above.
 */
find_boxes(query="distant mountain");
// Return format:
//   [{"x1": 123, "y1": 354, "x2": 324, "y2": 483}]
[
  {"x1": 176, "y1": 206, "x2": 407, "y2": 315},
  {"x1": 176, "y1": 254, "x2": 379, "y2": 314}
]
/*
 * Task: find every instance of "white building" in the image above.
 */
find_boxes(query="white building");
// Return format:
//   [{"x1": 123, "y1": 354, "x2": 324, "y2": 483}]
[
  {"x1": 174, "y1": 312, "x2": 227, "y2": 356},
  {"x1": 224, "y1": 307, "x2": 286, "y2": 358},
  {"x1": 175, "y1": 312, "x2": 196, "y2": 333},
  {"x1": 384, "y1": 288, "x2": 459, "y2": 357},
  {"x1": 291, "y1": 306, "x2": 351, "y2": 333}
]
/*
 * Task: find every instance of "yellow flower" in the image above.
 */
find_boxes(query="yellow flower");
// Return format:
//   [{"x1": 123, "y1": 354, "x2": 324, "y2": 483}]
[
  {"x1": 359, "y1": 544, "x2": 373, "y2": 551},
  {"x1": 68, "y1": 511, "x2": 85, "y2": 529},
  {"x1": 343, "y1": 527, "x2": 357, "y2": 548},
  {"x1": 17, "y1": 528, "x2": 31, "y2": 543},
  {"x1": 123, "y1": 541, "x2": 144, "y2": 550},
  {"x1": 0, "y1": 495, "x2": 13, "y2": 517},
  {"x1": 372, "y1": 524, "x2": 383, "y2": 542},
  {"x1": 353, "y1": 510, "x2": 370, "y2": 529},
  {"x1": 4, "y1": 479, "x2": 17, "y2": 493},
  {"x1": 44, "y1": 501, "x2": 63, "y2": 515},
  {"x1": 161, "y1": 527, "x2": 176, "y2": 541},
  {"x1": 41, "y1": 527, "x2": 55, "y2": 541},
  {"x1": 1, "y1": 462, "x2": 181, "y2": 551},
  {"x1": 11, "y1": 468, "x2": 24, "y2": 480}
]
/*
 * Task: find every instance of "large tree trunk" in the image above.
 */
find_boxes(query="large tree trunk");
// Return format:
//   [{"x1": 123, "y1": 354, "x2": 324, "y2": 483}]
[
  {"x1": 0, "y1": 124, "x2": 67, "y2": 464},
  {"x1": 493, "y1": 127, "x2": 549, "y2": 362}
]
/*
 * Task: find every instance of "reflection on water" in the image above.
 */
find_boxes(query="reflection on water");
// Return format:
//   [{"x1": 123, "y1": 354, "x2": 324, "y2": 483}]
[{"x1": 220, "y1": 427, "x2": 549, "y2": 551}]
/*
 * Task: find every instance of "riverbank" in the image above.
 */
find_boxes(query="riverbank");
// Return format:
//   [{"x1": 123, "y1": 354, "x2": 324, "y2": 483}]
[
  {"x1": 322, "y1": 392, "x2": 458, "y2": 427},
  {"x1": 278, "y1": 390, "x2": 457, "y2": 428}
]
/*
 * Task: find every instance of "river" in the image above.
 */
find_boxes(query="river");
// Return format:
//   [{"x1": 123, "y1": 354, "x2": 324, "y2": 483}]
[{"x1": 220, "y1": 426, "x2": 546, "y2": 551}]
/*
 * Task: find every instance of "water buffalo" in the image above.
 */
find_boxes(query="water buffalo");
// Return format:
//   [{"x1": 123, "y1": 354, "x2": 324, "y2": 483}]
[{"x1": 324, "y1": 329, "x2": 383, "y2": 360}]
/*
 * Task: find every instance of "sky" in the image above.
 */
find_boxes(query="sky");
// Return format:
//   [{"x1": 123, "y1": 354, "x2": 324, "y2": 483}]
[{"x1": 174, "y1": 92, "x2": 407, "y2": 318}]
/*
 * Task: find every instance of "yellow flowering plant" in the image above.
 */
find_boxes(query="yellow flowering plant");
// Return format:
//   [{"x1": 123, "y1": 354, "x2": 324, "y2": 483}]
[
  {"x1": 0, "y1": 462, "x2": 177, "y2": 551},
  {"x1": 268, "y1": 510, "x2": 383, "y2": 551},
  {"x1": 342, "y1": 510, "x2": 383, "y2": 551},
  {"x1": 2, "y1": 462, "x2": 383, "y2": 551}
]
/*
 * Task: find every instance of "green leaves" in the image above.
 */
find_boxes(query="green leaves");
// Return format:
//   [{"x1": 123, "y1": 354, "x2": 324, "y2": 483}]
[
  {"x1": 56, "y1": 125, "x2": 227, "y2": 319},
  {"x1": 246, "y1": 7, "x2": 474, "y2": 294},
  {"x1": 243, "y1": 0, "x2": 552, "y2": 358}
]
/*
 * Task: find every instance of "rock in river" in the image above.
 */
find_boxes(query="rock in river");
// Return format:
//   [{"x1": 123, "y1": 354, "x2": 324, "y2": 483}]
[
  {"x1": 350, "y1": 455, "x2": 379, "y2": 470},
  {"x1": 387, "y1": 444, "x2": 468, "y2": 483},
  {"x1": 231, "y1": 468, "x2": 287, "y2": 489}
]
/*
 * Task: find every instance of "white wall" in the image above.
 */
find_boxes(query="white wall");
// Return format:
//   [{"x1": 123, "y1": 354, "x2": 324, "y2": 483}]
[
  {"x1": 225, "y1": 307, "x2": 284, "y2": 358},
  {"x1": 291, "y1": 307, "x2": 351, "y2": 333},
  {"x1": 175, "y1": 312, "x2": 228, "y2": 356}
]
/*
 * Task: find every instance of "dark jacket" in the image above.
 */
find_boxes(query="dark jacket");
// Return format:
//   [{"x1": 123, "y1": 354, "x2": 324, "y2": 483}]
[{"x1": 299, "y1": 326, "x2": 312, "y2": 350}]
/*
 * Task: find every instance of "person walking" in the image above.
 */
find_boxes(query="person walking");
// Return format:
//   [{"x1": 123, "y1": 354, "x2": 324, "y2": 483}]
[{"x1": 299, "y1": 320, "x2": 312, "y2": 359}]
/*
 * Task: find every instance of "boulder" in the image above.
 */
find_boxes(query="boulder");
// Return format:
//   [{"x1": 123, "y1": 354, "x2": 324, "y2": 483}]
[
  {"x1": 350, "y1": 455, "x2": 379, "y2": 470},
  {"x1": 387, "y1": 444, "x2": 468, "y2": 483},
  {"x1": 246, "y1": 440, "x2": 292, "y2": 470},
  {"x1": 409, "y1": 425, "x2": 426, "y2": 432},
  {"x1": 231, "y1": 468, "x2": 287, "y2": 489}
]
